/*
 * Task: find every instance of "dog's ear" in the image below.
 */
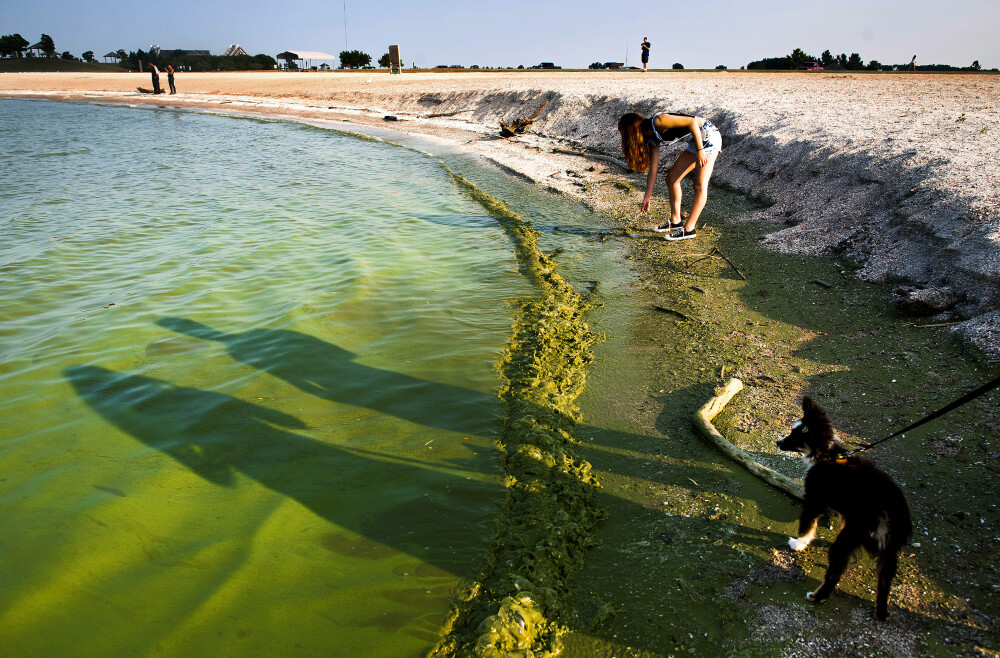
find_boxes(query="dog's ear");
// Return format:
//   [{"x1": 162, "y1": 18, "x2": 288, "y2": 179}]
[{"x1": 802, "y1": 396, "x2": 833, "y2": 430}]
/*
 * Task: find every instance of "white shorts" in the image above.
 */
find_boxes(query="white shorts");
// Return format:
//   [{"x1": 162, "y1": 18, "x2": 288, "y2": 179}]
[{"x1": 684, "y1": 120, "x2": 722, "y2": 155}]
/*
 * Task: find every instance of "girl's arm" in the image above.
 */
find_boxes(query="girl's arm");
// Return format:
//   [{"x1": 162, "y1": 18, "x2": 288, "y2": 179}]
[{"x1": 641, "y1": 144, "x2": 659, "y2": 212}]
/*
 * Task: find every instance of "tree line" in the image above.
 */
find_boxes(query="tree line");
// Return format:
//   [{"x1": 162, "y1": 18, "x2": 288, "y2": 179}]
[
  {"x1": 0, "y1": 33, "x2": 91, "y2": 61},
  {"x1": 748, "y1": 47, "x2": 990, "y2": 72},
  {"x1": 121, "y1": 48, "x2": 277, "y2": 72}
]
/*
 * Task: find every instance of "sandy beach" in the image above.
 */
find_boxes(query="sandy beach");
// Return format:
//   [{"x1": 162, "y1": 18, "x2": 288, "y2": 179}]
[
  {"x1": 3, "y1": 71, "x2": 1000, "y2": 655},
  {"x1": 3, "y1": 69, "x2": 998, "y2": 357}
]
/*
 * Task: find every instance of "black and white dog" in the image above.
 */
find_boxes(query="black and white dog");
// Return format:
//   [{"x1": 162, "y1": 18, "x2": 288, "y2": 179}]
[{"x1": 777, "y1": 397, "x2": 912, "y2": 620}]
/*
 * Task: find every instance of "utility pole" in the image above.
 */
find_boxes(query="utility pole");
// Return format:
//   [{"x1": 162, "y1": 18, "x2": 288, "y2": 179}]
[{"x1": 343, "y1": 0, "x2": 348, "y2": 50}]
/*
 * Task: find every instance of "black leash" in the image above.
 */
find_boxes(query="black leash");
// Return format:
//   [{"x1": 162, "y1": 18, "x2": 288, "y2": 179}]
[{"x1": 846, "y1": 374, "x2": 1000, "y2": 456}]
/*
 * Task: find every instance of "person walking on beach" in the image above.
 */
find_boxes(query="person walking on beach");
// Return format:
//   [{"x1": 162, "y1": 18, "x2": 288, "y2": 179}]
[
  {"x1": 641, "y1": 38, "x2": 651, "y2": 72},
  {"x1": 618, "y1": 111, "x2": 722, "y2": 241},
  {"x1": 166, "y1": 64, "x2": 176, "y2": 94},
  {"x1": 148, "y1": 62, "x2": 162, "y2": 94}
]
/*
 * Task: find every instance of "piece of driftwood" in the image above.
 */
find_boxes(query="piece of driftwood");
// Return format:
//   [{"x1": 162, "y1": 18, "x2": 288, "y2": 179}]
[
  {"x1": 692, "y1": 378, "x2": 804, "y2": 499},
  {"x1": 713, "y1": 248, "x2": 746, "y2": 280},
  {"x1": 499, "y1": 100, "x2": 549, "y2": 137},
  {"x1": 424, "y1": 109, "x2": 471, "y2": 118}
]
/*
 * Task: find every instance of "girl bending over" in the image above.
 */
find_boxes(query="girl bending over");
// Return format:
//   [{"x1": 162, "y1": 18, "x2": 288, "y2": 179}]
[{"x1": 618, "y1": 112, "x2": 722, "y2": 241}]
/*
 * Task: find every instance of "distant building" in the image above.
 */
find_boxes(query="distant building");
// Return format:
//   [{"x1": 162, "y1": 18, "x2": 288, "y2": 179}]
[
  {"x1": 222, "y1": 44, "x2": 248, "y2": 57},
  {"x1": 531, "y1": 62, "x2": 561, "y2": 69},
  {"x1": 103, "y1": 52, "x2": 121, "y2": 63}
]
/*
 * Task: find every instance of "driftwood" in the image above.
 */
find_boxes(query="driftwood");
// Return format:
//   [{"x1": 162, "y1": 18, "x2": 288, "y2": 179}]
[
  {"x1": 425, "y1": 109, "x2": 471, "y2": 118},
  {"x1": 499, "y1": 100, "x2": 549, "y2": 137},
  {"x1": 692, "y1": 378, "x2": 804, "y2": 499}
]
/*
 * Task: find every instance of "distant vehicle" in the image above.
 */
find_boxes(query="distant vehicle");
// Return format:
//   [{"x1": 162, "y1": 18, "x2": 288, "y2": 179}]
[{"x1": 797, "y1": 62, "x2": 823, "y2": 71}]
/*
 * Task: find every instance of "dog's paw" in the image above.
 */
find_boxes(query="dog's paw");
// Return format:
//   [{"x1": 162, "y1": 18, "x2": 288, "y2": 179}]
[{"x1": 788, "y1": 536, "x2": 810, "y2": 551}]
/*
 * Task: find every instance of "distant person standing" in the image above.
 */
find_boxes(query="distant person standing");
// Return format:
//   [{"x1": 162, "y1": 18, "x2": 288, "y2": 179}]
[
  {"x1": 166, "y1": 64, "x2": 176, "y2": 94},
  {"x1": 641, "y1": 37, "x2": 651, "y2": 72},
  {"x1": 908, "y1": 55, "x2": 916, "y2": 71},
  {"x1": 148, "y1": 62, "x2": 162, "y2": 94}
]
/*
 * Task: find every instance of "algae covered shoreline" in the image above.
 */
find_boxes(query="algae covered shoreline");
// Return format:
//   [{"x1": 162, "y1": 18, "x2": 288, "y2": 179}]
[{"x1": 4, "y1": 80, "x2": 999, "y2": 655}]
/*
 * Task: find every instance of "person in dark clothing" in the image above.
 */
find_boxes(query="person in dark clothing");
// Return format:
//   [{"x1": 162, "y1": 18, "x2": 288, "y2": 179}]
[
  {"x1": 641, "y1": 37, "x2": 651, "y2": 72},
  {"x1": 148, "y1": 62, "x2": 162, "y2": 94},
  {"x1": 166, "y1": 65, "x2": 176, "y2": 94}
]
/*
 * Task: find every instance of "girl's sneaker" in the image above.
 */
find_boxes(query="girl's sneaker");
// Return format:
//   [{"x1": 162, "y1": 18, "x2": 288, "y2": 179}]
[
  {"x1": 664, "y1": 227, "x2": 697, "y2": 241},
  {"x1": 653, "y1": 221, "x2": 683, "y2": 233}
]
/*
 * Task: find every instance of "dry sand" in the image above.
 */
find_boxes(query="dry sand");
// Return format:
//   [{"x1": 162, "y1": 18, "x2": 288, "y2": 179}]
[{"x1": 3, "y1": 69, "x2": 997, "y2": 356}]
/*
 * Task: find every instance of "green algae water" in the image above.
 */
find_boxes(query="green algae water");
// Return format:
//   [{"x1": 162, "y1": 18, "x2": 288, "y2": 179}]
[{"x1": 0, "y1": 99, "x2": 622, "y2": 656}]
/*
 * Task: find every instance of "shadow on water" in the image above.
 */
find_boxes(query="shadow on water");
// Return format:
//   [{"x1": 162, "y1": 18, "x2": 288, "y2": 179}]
[
  {"x1": 64, "y1": 363, "x2": 496, "y2": 575},
  {"x1": 153, "y1": 317, "x2": 773, "y2": 508},
  {"x1": 65, "y1": 316, "x2": 823, "y2": 652},
  {"x1": 154, "y1": 316, "x2": 490, "y2": 437}
]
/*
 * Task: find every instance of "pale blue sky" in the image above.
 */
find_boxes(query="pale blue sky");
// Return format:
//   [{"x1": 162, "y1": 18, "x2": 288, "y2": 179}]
[{"x1": 3, "y1": 0, "x2": 997, "y2": 69}]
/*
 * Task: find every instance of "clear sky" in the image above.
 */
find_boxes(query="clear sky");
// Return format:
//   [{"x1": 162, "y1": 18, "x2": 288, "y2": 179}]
[{"x1": 3, "y1": 0, "x2": 998, "y2": 69}]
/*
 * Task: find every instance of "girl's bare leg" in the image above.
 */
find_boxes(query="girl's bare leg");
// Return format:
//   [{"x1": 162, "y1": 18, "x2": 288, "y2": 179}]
[
  {"x1": 665, "y1": 151, "x2": 697, "y2": 224},
  {"x1": 683, "y1": 151, "x2": 718, "y2": 231}
]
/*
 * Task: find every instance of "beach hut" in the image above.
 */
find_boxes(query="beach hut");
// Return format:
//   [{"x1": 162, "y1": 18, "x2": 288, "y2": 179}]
[
  {"x1": 103, "y1": 52, "x2": 121, "y2": 64},
  {"x1": 276, "y1": 50, "x2": 338, "y2": 70}
]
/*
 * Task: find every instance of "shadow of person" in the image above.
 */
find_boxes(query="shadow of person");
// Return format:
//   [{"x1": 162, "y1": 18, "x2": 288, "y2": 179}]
[
  {"x1": 154, "y1": 317, "x2": 493, "y2": 437},
  {"x1": 65, "y1": 364, "x2": 501, "y2": 574}
]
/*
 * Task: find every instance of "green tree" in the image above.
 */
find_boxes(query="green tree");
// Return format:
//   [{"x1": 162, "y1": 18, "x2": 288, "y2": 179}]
[
  {"x1": 339, "y1": 50, "x2": 371, "y2": 68},
  {"x1": 820, "y1": 50, "x2": 834, "y2": 67},
  {"x1": 253, "y1": 53, "x2": 277, "y2": 69},
  {"x1": 39, "y1": 34, "x2": 55, "y2": 57},
  {"x1": 787, "y1": 47, "x2": 813, "y2": 69},
  {"x1": 715, "y1": 64, "x2": 727, "y2": 69},
  {"x1": 82, "y1": 50, "x2": 94, "y2": 62},
  {"x1": 0, "y1": 33, "x2": 29, "y2": 58},
  {"x1": 867, "y1": 59, "x2": 881, "y2": 71},
  {"x1": 846, "y1": 53, "x2": 863, "y2": 70},
  {"x1": 60, "y1": 51, "x2": 74, "y2": 60},
  {"x1": 837, "y1": 53, "x2": 848, "y2": 68},
  {"x1": 589, "y1": 62, "x2": 603, "y2": 69},
  {"x1": 672, "y1": 62, "x2": 684, "y2": 69},
  {"x1": 378, "y1": 52, "x2": 391, "y2": 68},
  {"x1": 970, "y1": 60, "x2": 981, "y2": 71}
]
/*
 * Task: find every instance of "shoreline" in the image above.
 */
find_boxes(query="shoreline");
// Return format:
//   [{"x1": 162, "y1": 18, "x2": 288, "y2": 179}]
[
  {"x1": 3, "y1": 70, "x2": 998, "y2": 358},
  {"x1": 4, "y1": 74, "x2": 1000, "y2": 654}
]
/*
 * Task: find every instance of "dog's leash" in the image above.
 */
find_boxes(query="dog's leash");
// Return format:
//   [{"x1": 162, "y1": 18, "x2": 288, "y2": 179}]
[{"x1": 845, "y1": 373, "x2": 1000, "y2": 456}]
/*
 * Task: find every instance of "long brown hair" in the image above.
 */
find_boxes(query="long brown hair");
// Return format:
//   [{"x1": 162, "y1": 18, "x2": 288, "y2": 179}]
[{"x1": 618, "y1": 112, "x2": 650, "y2": 173}]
